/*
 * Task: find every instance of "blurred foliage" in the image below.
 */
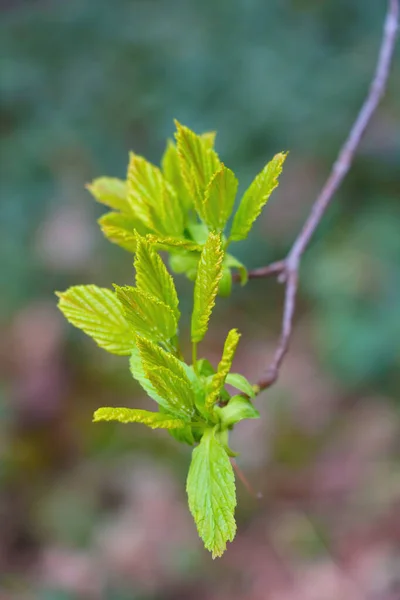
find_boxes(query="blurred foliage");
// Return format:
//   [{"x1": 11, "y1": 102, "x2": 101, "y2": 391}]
[{"x1": 0, "y1": 0, "x2": 399, "y2": 597}]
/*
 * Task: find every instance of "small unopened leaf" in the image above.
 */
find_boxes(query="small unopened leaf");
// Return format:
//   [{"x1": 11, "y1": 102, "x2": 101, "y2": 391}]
[
  {"x1": 86, "y1": 177, "x2": 128, "y2": 212},
  {"x1": 114, "y1": 285, "x2": 177, "y2": 343},
  {"x1": 93, "y1": 407, "x2": 186, "y2": 429},
  {"x1": 174, "y1": 121, "x2": 220, "y2": 217},
  {"x1": 56, "y1": 285, "x2": 134, "y2": 355},
  {"x1": 218, "y1": 396, "x2": 260, "y2": 428},
  {"x1": 191, "y1": 232, "x2": 224, "y2": 343},
  {"x1": 225, "y1": 373, "x2": 255, "y2": 398},
  {"x1": 187, "y1": 428, "x2": 236, "y2": 558},
  {"x1": 218, "y1": 268, "x2": 232, "y2": 297},
  {"x1": 230, "y1": 152, "x2": 287, "y2": 242},
  {"x1": 202, "y1": 164, "x2": 238, "y2": 231},
  {"x1": 134, "y1": 234, "x2": 180, "y2": 320},
  {"x1": 206, "y1": 329, "x2": 241, "y2": 410},
  {"x1": 225, "y1": 254, "x2": 248, "y2": 286}
]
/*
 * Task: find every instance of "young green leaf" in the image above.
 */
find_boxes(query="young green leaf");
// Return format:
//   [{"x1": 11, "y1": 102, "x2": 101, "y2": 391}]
[
  {"x1": 135, "y1": 337, "x2": 195, "y2": 417},
  {"x1": 224, "y1": 254, "x2": 248, "y2": 286},
  {"x1": 147, "y1": 235, "x2": 203, "y2": 253},
  {"x1": 134, "y1": 234, "x2": 180, "y2": 321},
  {"x1": 161, "y1": 140, "x2": 192, "y2": 212},
  {"x1": 147, "y1": 367, "x2": 196, "y2": 419},
  {"x1": 218, "y1": 268, "x2": 232, "y2": 297},
  {"x1": 136, "y1": 336, "x2": 188, "y2": 384},
  {"x1": 191, "y1": 232, "x2": 224, "y2": 343},
  {"x1": 229, "y1": 152, "x2": 287, "y2": 242},
  {"x1": 56, "y1": 285, "x2": 135, "y2": 355},
  {"x1": 206, "y1": 329, "x2": 241, "y2": 410},
  {"x1": 93, "y1": 407, "x2": 187, "y2": 429},
  {"x1": 98, "y1": 212, "x2": 148, "y2": 253},
  {"x1": 187, "y1": 428, "x2": 236, "y2": 558},
  {"x1": 174, "y1": 121, "x2": 220, "y2": 217},
  {"x1": 114, "y1": 285, "x2": 177, "y2": 344},
  {"x1": 130, "y1": 345, "x2": 166, "y2": 405},
  {"x1": 127, "y1": 153, "x2": 185, "y2": 236},
  {"x1": 86, "y1": 177, "x2": 128, "y2": 212},
  {"x1": 202, "y1": 164, "x2": 238, "y2": 231},
  {"x1": 217, "y1": 396, "x2": 260, "y2": 428},
  {"x1": 225, "y1": 373, "x2": 255, "y2": 398}
]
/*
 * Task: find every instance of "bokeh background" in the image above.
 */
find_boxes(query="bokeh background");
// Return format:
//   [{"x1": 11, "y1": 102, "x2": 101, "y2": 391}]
[{"x1": 1, "y1": 1, "x2": 400, "y2": 599}]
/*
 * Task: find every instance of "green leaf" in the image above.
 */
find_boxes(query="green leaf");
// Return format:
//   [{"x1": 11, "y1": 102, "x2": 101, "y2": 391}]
[
  {"x1": 200, "y1": 130, "x2": 217, "y2": 149},
  {"x1": 136, "y1": 337, "x2": 195, "y2": 417},
  {"x1": 202, "y1": 164, "x2": 238, "y2": 231},
  {"x1": 86, "y1": 177, "x2": 128, "y2": 212},
  {"x1": 225, "y1": 373, "x2": 255, "y2": 398},
  {"x1": 169, "y1": 252, "x2": 200, "y2": 281},
  {"x1": 130, "y1": 345, "x2": 165, "y2": 405},
  {"x1": 217, "y1": 396, "x2": 260, "y2": 428},
  {"x1": 225, "y1": 254, "x2": 248, "y2": 286},
  {"x1": 114, "y1": 285, "x2": 177, "y2": 344},
  {"x1": 98, "y1": 212, "x2": 149, "y2": 252},
  {"x1": 218, "y1": 267, "x2": 232, "y2": 297},
  {"x1": 229, "y1": 152, "x2": 287, "y2": 242},
  {"x1": 206, "y1": 329, "x2": 241, "y2": 411},
  {"x1": 161, "y1": 140, "x2": 192, "y2": 212},
  {"x1": 134, "y1": 234, "x2": 180, "y2": 320},
  {"x1": 146, "y1": 235, "x2": 203, "y2": 253},
  {"x1": 174, "y1": 121, "x2": 220, "y2": 217},
  {"x1": 147, "y1": 368, "x2": 195, "y2": 419},
  {"x1": 168, "y1": 424, "x2": 196, "y2": 445},
  {"x1": 191, "y1": 232, "x2": 224, "y2": 343},
  {"x1": 56, "y1": 285, "x2": 135, "y2": 355},
  {"x1": 93, "y1": 407, "x2": 187, "y2": 429},
  {"x1": 187, "y1": 428, "x2": 236, "y2": 558},
  {"x1": 127, "y1": 153, "x2": 185, "y2": 236}
]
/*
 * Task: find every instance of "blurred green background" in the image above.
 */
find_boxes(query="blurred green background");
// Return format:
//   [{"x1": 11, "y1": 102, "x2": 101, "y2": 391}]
[{"x1": 1, "y1": 1, "x2": 400, "y2": 598}]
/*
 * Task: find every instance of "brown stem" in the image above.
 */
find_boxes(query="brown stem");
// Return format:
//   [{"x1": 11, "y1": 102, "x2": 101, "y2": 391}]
[{"x1": 246, "y1": 0, "x2": 399, "y2": 394}]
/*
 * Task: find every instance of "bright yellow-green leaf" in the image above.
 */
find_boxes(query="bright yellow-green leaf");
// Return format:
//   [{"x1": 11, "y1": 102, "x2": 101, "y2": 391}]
[
  {"x1": 206, "y1": 329, "x2": 241, "y2": 410},
  {"x1": 200, "y1": 131, "x2": 217, "y2": 149},
  {"x1": 146, "y1": 235, "x2": 203, "y2": 253},
  {"x1": 86, "y1": 177, "x2": 128, "y2": 212},
  {"x1": 98, "y1": 212, "x2": 149, "y2": 252},
  {"x1": 202, "y1": 164, "x2": 238, "y2": 231},
  {"x1": 187, "y1": 428, "x2": 236, "y2": 558},
  {"x1": 93, "y1": 407, "x2": 186, "y2": 428},
  {"x1": 136, "y1": 337, "x2": 195, "y2": 417},
  {"x1": 127, "y1": 153, "x2": 185, "y2": 236},
  {"x1": 230, "y1": 152, "x2": 287, "y2": 242},
  {"x1": 161, "y1": 140, "x2": 192, "y2": 212},
  {"x1": 147, "y1": 367, "x2": 195, "y2": 419},
  {"x1": 130, "y1": 345, "x2": 165, "y2": 404},
  {"x1": 191, "y1": 232, "x2": 224, "y2": 343},
  {"x1": 217, "y1": 396, "x2": 260, "y2": 428},
  {"x1": 134, "y1": 234, "x2": 180, "y2": 320},
  {"x1": 136, "y1": 336, "x2": 188, "y2": 383},
  {"x1": 114, "y1": 285, "x2": 177, "y2": 344},
  {"x1": 174, "y1": 121, "x2": 221, "y2": 218},
  {"x1": 56, "y1": 285, "x2": 134, "y2": 355}
]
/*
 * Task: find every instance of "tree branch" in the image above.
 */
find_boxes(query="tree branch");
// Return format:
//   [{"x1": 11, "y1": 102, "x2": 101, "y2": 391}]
[{"x1": 251, "y1": 0, "x2": 399, "y2": 393}]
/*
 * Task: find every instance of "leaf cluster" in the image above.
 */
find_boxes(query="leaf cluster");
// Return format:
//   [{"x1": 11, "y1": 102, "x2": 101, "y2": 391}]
[
  {"x1": 87, "y1": 121, "x2": 286, "y2": 296},
  {"x1": 57, "y1": 122, "x2": 286, "y2": 557}
]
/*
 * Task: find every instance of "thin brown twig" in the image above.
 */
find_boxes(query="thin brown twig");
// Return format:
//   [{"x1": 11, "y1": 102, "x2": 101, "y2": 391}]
[{"x1": 248, "y1": 0, "x2": 399, "y2": 393}]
